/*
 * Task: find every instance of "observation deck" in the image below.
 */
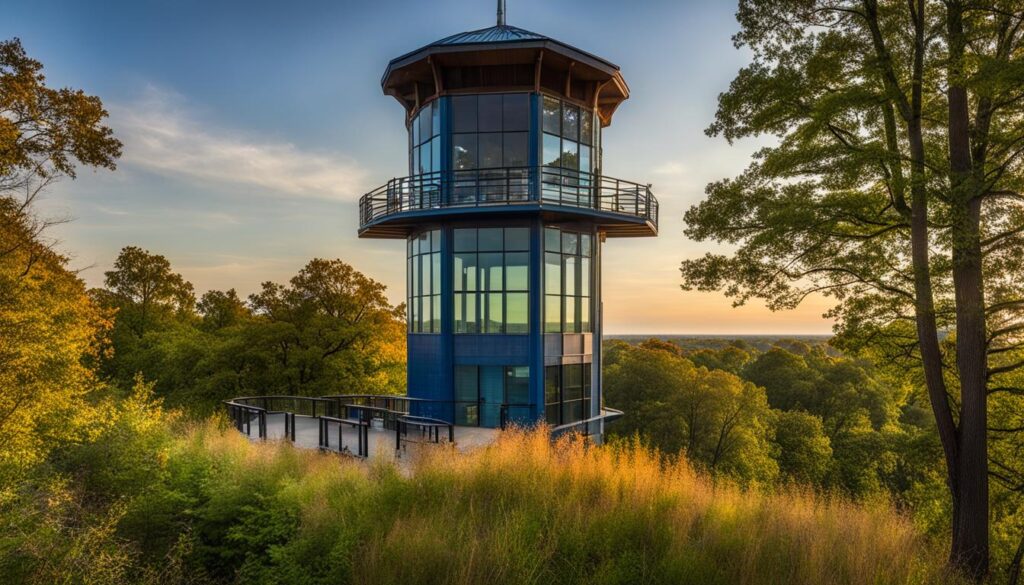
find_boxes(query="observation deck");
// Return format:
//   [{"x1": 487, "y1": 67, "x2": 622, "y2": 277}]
[{"x1": 358, "y1": 166, "x2": 658, "y2": 239}]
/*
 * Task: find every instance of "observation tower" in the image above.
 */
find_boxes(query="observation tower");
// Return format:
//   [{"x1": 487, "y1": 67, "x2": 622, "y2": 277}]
[{"x1": 359, "y1": 1, "x2": 658, "y2": 438}]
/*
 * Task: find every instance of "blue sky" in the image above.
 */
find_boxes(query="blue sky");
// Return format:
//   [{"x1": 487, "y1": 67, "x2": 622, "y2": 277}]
[{"x1": 5, "y1": 0, "x2": 834, "y2": 334}]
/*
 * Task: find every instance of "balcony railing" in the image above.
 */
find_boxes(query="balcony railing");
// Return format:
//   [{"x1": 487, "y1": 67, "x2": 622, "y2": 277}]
[{"x1": 359, "y1": 166, "x2": 658, "y2": 230}]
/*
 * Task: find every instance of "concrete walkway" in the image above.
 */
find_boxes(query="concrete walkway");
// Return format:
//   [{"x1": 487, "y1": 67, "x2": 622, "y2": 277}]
[{"x1": 238, "y1": 413, "x2": 500, "y2": 459}]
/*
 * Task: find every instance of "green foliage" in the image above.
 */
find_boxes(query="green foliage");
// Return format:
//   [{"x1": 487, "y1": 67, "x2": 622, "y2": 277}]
[
  {"x1": 95, "y1": 250, "x2": 407, "y2": 413},
  {"x1": 771, "y1": 410, "x2": 832, "y2": 485},
  {"x1": 604, "y1": 343, "x2": 778, "y2": 484}
]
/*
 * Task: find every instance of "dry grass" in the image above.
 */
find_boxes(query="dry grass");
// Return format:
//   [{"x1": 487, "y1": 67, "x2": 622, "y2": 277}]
[{"x1": 182, "y1": 423, "x2": 961, "y2": 585}]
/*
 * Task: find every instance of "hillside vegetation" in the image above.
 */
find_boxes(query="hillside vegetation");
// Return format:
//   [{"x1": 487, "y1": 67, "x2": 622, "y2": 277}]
[{"x1": 1, "y1": 398, "x2": 960, "y2": 585}]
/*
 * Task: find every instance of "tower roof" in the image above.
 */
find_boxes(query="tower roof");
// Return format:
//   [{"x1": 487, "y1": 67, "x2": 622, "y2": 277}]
[{"x1": 381, "y1": 19, "x2": 629, "y2": 125}]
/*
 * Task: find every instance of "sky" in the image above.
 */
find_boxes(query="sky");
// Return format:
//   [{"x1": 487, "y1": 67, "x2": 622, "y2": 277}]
[{"x1": 4, "y1": 0, "x2": 835, "y2": 335}]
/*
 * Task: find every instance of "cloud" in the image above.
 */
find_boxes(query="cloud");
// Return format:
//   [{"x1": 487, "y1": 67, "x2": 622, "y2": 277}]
[
  {"x1": 652, "y1": 161, "x2": 688, "y2": 176},
  {"x1": 110, "y1": 87, "x2": 367, "y2": 200}
]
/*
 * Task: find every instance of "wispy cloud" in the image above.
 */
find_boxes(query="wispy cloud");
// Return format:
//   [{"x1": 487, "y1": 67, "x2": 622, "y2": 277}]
[
  {"x1": 652, "y1": 161, "x2": 688, "y2": 176},
  {"x1": 110, "y1": 87, "x2": 367, "y2": 199}
]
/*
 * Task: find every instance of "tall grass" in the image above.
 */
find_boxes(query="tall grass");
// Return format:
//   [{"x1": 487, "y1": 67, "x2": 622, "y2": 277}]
[{"x1": 175, "y1": 422, "x2": 959, "y2": 585}]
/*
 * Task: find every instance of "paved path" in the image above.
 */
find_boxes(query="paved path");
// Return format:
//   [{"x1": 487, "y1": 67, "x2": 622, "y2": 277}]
[{"x1": 238, "y1": 413, "x2": 499, "y2": 459}]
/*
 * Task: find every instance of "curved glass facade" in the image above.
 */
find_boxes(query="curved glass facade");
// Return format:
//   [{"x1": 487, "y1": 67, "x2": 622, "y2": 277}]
[
  {"x1": 544, "y1": 226, "x2": 593, "y2": 333},
  {"x1": 407, "y1": 229, "x2": 441, "y2": 333},
  {"x1": 409, "y1": 100, "x2": 441, "y2": 176}
]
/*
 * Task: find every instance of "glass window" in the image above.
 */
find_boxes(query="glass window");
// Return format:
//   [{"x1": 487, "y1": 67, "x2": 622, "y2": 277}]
[
  {"x1": 542, "y1": 227, "x2": 594, "y2": 333},
  {"x1": 452, "y1": 228, "x2": 531, "y2": 335},
  {"x1": 453, "y1": 134, "x2": 477, "y2": 170},
  {"x1": 419, "y1": 106, "x2": 432, "y2": 142},
  {"x1": 545, "y1": 366, "x2": 561, "y2": 425},
  {"x1": 478, "y1": 94, "x2": 502, "y2": 132},
  {"x1": 543, "y1": 133, "x2": 561, "y2": 167},
  {"x1": 453, "y1": 95, "x2": 477, "y2": 133},
  {"x1": 581, "y1": 110, "x2": 593, "y2": 145},
  {"x1": 506, "y1": 293, "x2": 528, "y2": 333},
  {"x1": 505, "y1": 366, "x2": 530, "y2": 404},
  {"x1": 561, "y1": 140, "x2": 579, "y2": 170},
  {"x1": 503, "y1": 94, "x2": 530, "y2": 131},
  {"x1": 506, "y1": 253, "x2": 529, "y2": 290},
  {"x1": 479, "y1": 133, "x2": 502, "y2": 169},
  {"x1": 504, "y1": 227, "x2": 530, "y2": 251},
  {"x1": 407, "y1": 229, "x2": 441, "y2": 333},
  {"x1": 503, "y1": 132, "x2": 528, "y2": 167},
  {"x1": 543, "y1": 96, "x2": 560, "y2": 134},
  {"x1": 562, "y1": 104, "x2": 579, "y2": 140}
]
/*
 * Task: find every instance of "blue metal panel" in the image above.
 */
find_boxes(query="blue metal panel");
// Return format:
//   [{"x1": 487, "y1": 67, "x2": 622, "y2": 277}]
[
  {"x1": 452, "y1": 335, "x2": 530, "y2": 364},
  {"x1": 407, "y1": 334, "x2": 445, "y2": 401}
]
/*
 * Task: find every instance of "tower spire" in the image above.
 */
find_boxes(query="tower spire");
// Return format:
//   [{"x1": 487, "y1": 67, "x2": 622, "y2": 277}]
[{"x1": 497, "y1": 0, "x2": 506, "y2": 26}]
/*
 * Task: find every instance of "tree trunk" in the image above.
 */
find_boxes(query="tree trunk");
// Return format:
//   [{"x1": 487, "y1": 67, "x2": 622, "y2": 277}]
[
  {"x1": 1010, "y1": 532, "x2": 1024, "y2": 585},
  {"x1": 946, "y1": 2, "x2": 989, "y2": 578}
]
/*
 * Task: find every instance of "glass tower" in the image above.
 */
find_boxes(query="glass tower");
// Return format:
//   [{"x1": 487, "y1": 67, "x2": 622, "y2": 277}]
[{"x1": 359, "y1": 14, "x2": 658, "y2": 439}]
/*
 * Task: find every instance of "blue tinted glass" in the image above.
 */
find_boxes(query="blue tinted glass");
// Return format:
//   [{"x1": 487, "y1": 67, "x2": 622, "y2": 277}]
[
  {"x1": 543, "y1": 133, "x2": 561, "y2": 167},
  {"x1": 479, "y1": 133, "x2": 502, "y2": 169},
  {"x1": 452, "y1": 95, "x2": 477, "y2": 133},
  {"x1": 503, "y1": 132, "x2": 528, "y2": 167},
  {"x1": 478, "y1": 228, "x2": 503, "y2": 251},
  {"x1": 478, "y1": 94, "x2": 502, "y2": 132},
  {"x1": 504, "y1": 94, "x2": 530, "y2": 131},
  {"x1": 504, "y1": 227, "x2": 530, "y2": 251},
  {"x1": 542, "y1": 96, "x2": 560, "y2": 134},
  {"x1": 453, "y1": 134, "x2": 477, "y2": 170},
  {"x1": 454, "y1": 229, "x2": 476, "y2": 252},
  {"x1": 544, "y1": 228, "x2": 561, "y2": 252}
]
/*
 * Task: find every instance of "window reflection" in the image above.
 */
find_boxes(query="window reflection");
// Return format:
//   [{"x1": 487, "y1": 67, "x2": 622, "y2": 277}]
[
  {"x1": 407, "y1": 229, "x2": 441, "y2": 333},
  {"x1": 543, "y1": 226, "x2": 593, "y2": 333},
  {"x1": 452, "y1": 227, "x2": 531, "y2": 335}
]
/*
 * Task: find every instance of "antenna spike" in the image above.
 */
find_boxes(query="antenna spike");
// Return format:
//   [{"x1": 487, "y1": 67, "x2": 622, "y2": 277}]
[{"x1": 497, "y1": 0, "x2": 506, "y2": 26}]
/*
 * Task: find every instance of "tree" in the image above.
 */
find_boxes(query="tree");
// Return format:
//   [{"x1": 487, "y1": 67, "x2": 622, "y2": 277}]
[
  {"x1": 772, "y1": 410, "x2": 833, "y2": 486},
  {"x1": 197, "y1": 288, "x2": 250, "y2": 331},
  {"x1": 682, "y1": 1, "x2": 1024, "y2": 576},
  {"x1": 103, "y1": 246, "x2": 196, "y2": 338},
  {"x1": 604, "y1": 344, "x2": 777, "y2": 483}
]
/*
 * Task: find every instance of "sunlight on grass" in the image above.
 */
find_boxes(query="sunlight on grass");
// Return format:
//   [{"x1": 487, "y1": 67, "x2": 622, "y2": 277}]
[{"x1": 178, "y1": 421, "x2": 961, "y2": 585}]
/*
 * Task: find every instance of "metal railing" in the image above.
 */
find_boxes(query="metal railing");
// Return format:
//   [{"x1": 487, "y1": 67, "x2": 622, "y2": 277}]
[
  {"x1": 223, "y1": 394, "x2": 539, "y2": 456},
  {"x1": 359, "y1": 166, "x2": 658, "y2": 229},
  {"x1": 550, "y1": 407, "x2": 625, "y2": 440}
]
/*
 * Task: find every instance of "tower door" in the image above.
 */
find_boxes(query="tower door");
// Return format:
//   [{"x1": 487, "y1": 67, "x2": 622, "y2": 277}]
[{"x1": 478, "y1": 366, "x2": 504, "y2": 428}]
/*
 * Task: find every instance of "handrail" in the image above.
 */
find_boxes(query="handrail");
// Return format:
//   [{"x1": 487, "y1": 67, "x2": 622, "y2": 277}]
[
  {"x1": 225, "y1": 395, "x2": 623, "y2": 452},
  {"x1": 358, "y1": 166, "x2": 658, "y2": 230}
]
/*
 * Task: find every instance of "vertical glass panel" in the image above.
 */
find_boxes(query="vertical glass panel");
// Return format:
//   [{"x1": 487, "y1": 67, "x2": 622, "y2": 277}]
[
  {"x1": 545, "y1": 252, "x2": 561, "y2": 295},
  {"x1": 452, "y1": 134, "x2": 477, "y2": 170},
  {"x1": 505, "y1": 252, "x2": 529, "y2": 290},
  {"x1": 545, "y1": 295, "x2": 561, "y2": 333},
  {"x1": 419, "y1": 105, "x2": 432, "y2": 142},
  {"x1": 431, "y1": 137, "x2": 441, "y2": 174},
  {"x1": 542, "y1": 96, "x2": 560, "y2": 134},
  {"x1": 452, "y1": 95, "x2": 477, "y2": 133},
  {"x1": 410, "y1": 296, "x2": 420, "y2": 333},
  {"x1": 562, "y1": 104, "x2": 580, "y2": 140},
  {"x1": 420, "y1": 254, "x2": 431, "y2": 295},
  {"x1": 504, "y1": 227, "x2": 529, "y2": 251},
  {"x1": 432, "y1": 252, "x2": 441, "y2": 294},
  {"x1": 484, "y1": 293, "x2": 503, "y2": 333},
  {"x1": 503, "y1": 132, "x2": 528, "y2": 167},
  {"x1": 506, "y1": 293, "x2": 528, "y2": 333},
  {"x1": 454, "y1": 228, "x2": 476, "y2": 252},
  {"x1": 454, "y1": 253, "x2": 477, "y2": 291},
  {"x1": 421, "y1": 291, "x2": 431, "y2": 331},
  {"x1": 455, "y1": 293, "x2": 478, "y2": 333},
  {"x1": 581, "y1": 109, "x2": 593, "y2": 145},
  {"x1": 454, "y1": 365, "x2": 478, "y2": 425},
  {"x1": 580, "y1": 258, "x2": 591, "y2": 297},
  {"x1": 479, "y1": 133, "x2": 502, "y2": 169},
  {"x1": 411, "y1": 147, "x2": 419, "y2": 177},
  {"x1": 431, "y1": 229, "x2": 441, "y2": 252},
  {"x1": 580, "y1": 233, "x2": 592, "y2": 257},
  {"x1": 478, "y1": 228, "x2": 503, "y2": 251},
  {"x1": 478, "y1": 94, "x2": 502, "y2": 132},
  {"x1": 562, "y1": 400, "x2": 582, "y2": 425},
  {"x1": 432, "y1": 295, "x2": 441, "y2": 333},
  {"x1": 478, "y1": 252, "x2": 503, "y2": 291},
  {"x1": 544, "y1": 228, "x2": 561, "y2": 252},
  {"x1": 543, "y1": 133, "x2": 561, "y2": 167},
  {"x1": 564, "y1": 256, "x2": 577, "y2": 296},
  {"x1": 579, "y1": 144, "x2": 591, "y2": 174},
  {"x1": 580, "y1": 297, "x2": 590, "y2": 333},
  {"x1": 561, "y1": 139, "x2": 579, "y2": 170},
  {"x1": 411, "y1": 252, "x2": 420, "y2": 295},
  {"x1": 418, "y1": 143, "x2": 429, "y2": 175},
  {"x1": 562, "y1": 232, "x2": 578, "y2": 255},
  {"x1": 411, "y1": 112, "x2": 420, "y2": 146},
  {"x1": 431, "y1": 101, "x2": 440, "y2": 138},
  {"x1": 564, "y1": 296, "x2": 577, "y2": 333},
  {"x1": 505, "y1": 366, "x2": 530, "y2": 404},
  {"x1": 503, "y1": 93, "x2": 530, "y2": 131}
]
